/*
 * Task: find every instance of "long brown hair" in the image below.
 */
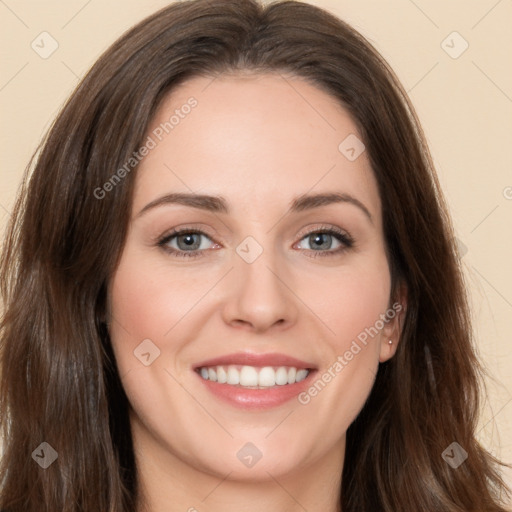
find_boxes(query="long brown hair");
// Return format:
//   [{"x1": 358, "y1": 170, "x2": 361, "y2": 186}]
[{"x1": 1, "y1": 0, "x2": 509, "y2": 510}]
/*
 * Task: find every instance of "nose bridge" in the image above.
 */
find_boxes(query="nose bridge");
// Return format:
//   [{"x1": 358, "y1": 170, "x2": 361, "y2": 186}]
[{"x1": 221, "y1": 231, "x2": 298, "y2": 332}]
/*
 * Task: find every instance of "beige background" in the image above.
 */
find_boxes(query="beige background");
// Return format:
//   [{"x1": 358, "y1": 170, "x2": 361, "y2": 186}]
[{"x1": 1, "y1": 0, "x2": 511, "y2": 494}]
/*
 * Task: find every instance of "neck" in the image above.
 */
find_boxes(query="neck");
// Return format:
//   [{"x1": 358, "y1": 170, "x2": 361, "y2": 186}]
[{"x1": 132, "y1": 422, "x2": 344, "y2": 512}]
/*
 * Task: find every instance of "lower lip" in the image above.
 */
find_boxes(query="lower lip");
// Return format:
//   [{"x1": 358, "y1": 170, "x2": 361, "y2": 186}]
[{"x1": 195, "y1": 371, "x2": 316, "y2": 410}]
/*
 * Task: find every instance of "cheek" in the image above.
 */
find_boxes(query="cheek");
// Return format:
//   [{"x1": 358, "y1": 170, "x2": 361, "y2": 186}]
[
  {"x1": 108, "y1": 239, "x2": 391, "y2": 370},
  {"x1": 105, "y1": 235, "x2": 393, "y2": 475},
  {"x1": 310, "y1": 253, "x2": 391, "y2": 353},
  {"x1": 108, "y1": 246, "x2": 207, "y2": 344},
  {"x1": 297, "y1": 255, "x2": 391, "y2": 421},
  {"x1": 107, "y1": 249, "x2": 185, "y2": 377}
]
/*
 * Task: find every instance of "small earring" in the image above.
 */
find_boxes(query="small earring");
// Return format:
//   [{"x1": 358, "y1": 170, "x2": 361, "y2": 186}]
[{"x1": 388, "y1": 339, "x2": 393, "y2": 345}]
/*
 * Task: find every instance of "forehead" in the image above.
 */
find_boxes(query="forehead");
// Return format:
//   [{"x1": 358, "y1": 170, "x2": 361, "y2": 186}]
[{"x1": 133, "y1": 72, "x2": 381, "y2": 223}]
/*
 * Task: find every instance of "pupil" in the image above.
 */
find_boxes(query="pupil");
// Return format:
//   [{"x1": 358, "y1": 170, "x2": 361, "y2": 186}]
[
  {"x1": 312, "y1": 233, "x2": 330, "y2": 249},
  {"x1": 179, "y1": 234, "x2": 199, "y2": 249}
]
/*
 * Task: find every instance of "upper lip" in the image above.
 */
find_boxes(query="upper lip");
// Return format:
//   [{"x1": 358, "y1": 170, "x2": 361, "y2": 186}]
[{"x1": 193, "y1": 352, "x2": 317, "y2": 370}]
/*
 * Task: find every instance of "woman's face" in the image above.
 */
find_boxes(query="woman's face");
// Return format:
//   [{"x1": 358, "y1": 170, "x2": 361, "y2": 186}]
[{"x1": 108, "y1": 72, "x2": 401, "y2": 482}]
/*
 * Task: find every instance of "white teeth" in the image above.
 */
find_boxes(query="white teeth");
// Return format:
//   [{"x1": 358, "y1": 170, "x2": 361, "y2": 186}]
[
  {"x1": 275, "y1": 367, "x2": 288, "y2": 385},
  {"x1": 296, "y1": 369, "x2": 308, "y2": 382},
  {"x1": 258, "y1": 367, "x2": 276, "y2": 387},
  {"x1": 217, "y1": 366, "x2": 227, "y2": 384},
  {"x1": 198, "y1": 365, "x2": 310, "y2": 388},
  {"x1": 227, "y1": 366, "x2": 240, "y2": 385},
  {"x1": 240, "y1": 366, "x2": 259, "y2": 386},
  {"x1": 208, "y1": 368, "x2": 217, "y2": 382}
]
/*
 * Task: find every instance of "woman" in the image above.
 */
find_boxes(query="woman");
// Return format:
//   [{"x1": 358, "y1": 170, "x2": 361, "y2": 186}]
[{"x1": 0, "y1": 0, "x2": 509, "y2": 510}]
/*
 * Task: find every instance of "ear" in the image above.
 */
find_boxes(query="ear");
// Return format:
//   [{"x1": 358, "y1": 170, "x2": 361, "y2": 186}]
[{"x1": 379, "y1": 282, "x2": 407, "y2": 363}]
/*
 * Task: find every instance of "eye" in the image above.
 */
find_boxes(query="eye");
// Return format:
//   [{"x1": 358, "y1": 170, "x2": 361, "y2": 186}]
[
  {"x1": 295, "y1": 226, "x2": 354, "y2": 258},
  {"x1": 157, "y1": 225, "x2": 354, "y2": 259},
  {"x1": 157, "y1": 228, "x2": 217, "y2": 258}
]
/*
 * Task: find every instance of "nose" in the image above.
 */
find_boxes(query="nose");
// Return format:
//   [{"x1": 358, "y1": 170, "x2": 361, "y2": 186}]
[{"x1": 221, "y1": 247, "x2": 299, "y2": 334}]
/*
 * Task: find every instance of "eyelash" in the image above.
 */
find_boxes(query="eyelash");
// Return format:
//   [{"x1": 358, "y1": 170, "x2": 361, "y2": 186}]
[{"x1": 157, "y1": 225, "x2": 354, "y2": 259}]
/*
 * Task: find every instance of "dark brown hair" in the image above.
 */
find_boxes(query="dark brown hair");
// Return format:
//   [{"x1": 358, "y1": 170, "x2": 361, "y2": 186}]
[{"x1": 1, "y1": 0, "x2": 510, "y2": 510}]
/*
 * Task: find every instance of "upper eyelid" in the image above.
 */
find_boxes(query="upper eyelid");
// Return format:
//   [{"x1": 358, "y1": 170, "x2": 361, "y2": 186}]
[
  {"x1": 156, "y1": 224, "x2": 216, "y2": 242},
  {"x1": 159, "y1": 224, "x2": 352, "y2": 247},
  {"x1": 295, "y1": 224, "x2": 350, "y2": 239}
]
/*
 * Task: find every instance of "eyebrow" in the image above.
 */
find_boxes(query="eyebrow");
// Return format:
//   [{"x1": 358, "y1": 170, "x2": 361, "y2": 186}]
[{"x1": 136, "y1": 191, "x2": 373, "y2": 222}]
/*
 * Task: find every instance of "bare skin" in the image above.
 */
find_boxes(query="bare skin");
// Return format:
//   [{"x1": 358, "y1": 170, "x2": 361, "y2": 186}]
[{"x1": 108, "y1": 72, "x2": 406, "y2": 512}]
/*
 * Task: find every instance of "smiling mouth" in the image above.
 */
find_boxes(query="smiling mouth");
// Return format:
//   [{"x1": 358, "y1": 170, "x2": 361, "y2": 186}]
[{"x1": 195, "y1": 365, "x2": 311, "y2": 389}]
